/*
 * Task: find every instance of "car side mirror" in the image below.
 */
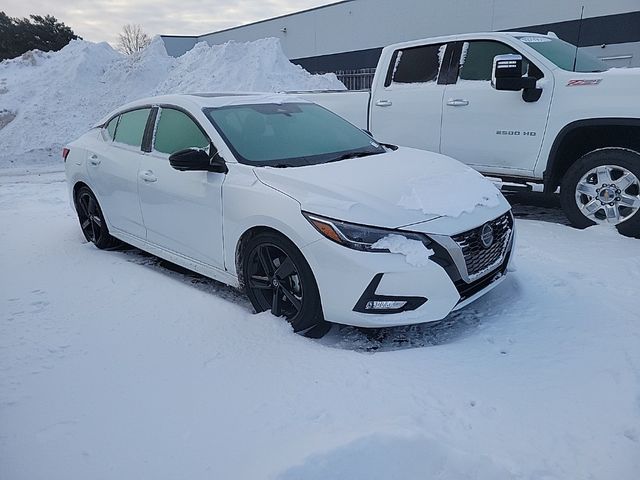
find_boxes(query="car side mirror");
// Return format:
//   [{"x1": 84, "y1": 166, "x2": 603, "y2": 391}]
[
  {"x1": 492, "y1": 54, "x2": 542, "y2": 103},
  {"x1": 169, "y1": 146, "x2": 228, "y2": 174}
]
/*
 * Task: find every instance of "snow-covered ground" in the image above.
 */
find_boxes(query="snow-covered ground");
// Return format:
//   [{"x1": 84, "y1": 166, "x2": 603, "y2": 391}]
[{"x1": 1, "y1": 166, "x2": 639, "y2": 480}]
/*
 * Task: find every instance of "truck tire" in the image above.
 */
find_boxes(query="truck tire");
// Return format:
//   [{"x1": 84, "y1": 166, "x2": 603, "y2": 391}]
[{"x1": 560, "y1": 148, "x2": 640, "y2": 238}]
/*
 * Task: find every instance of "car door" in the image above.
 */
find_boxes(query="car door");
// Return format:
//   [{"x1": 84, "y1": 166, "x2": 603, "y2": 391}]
[
  {"x1": 137, "y1": 106, "x2": 225, "y2": 270},
  {"x1": 439, "y1": 40, "x2": 553, "y2": 175},
  {"x1": 86, "y1": 108, "x2": 150, "y2": 239},
  {"x1": 369, "y1": 42, "x2": 450, "y2": 152}
]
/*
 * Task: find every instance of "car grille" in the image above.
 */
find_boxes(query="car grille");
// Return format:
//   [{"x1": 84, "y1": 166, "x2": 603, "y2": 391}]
[{"x1": 452, "y1": 212, "x2": 513, "y2": 281}]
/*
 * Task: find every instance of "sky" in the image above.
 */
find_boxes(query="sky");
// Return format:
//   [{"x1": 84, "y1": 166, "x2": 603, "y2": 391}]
[{"x1": 3, "y1": 0, "x2": 331, "y2": 46}]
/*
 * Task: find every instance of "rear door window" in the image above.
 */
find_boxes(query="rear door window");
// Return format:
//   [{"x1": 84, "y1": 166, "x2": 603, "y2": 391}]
[
  {"x1": 385, "y1": 43, "x2": 447, "y2": 86},
  {"x1": 153, "y1": 108, "x2": 209, "y2": 155},
  {"x1": 114, "y1": 108, "x2": 151, "y2": 148}
]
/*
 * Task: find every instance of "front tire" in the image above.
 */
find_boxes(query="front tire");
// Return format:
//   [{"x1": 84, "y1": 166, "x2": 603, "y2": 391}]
[
  {"x1": 560, "y1": 148, "x2": 640, "y2": 238},
  {"x1": 242, "y1": 232, "x2": 331, "y2": 338},
  {"x1": 74, "y1": 186, "x2": 120, "y2": 249}
]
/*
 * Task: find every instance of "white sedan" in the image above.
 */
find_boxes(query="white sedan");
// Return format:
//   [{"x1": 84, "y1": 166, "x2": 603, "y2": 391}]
[{"x1": 64, "y1": 93, "x2": 514, "y2": 337}]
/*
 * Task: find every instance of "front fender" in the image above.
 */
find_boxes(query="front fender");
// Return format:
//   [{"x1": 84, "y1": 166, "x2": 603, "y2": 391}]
[{"x1": 222, "y1": 165, "x2": 321, "y2": 276}]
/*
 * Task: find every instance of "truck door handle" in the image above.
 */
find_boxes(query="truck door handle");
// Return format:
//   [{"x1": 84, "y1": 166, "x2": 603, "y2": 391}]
[
  {"x1": 446, "y1": 99, "x2": 469, "y2": 107},
  {"x1": 88, "y1": 154, "x2": 101, "y2": 166},
  {"x1": 139, "y1": 170, "x2": 157, "y2": 183},
  {"x1": 375, "y1": 99, "x2": 393, "y2": 107}
]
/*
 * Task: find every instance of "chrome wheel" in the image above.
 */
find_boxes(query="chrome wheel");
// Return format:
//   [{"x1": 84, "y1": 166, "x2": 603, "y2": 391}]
[{"x1": 574, "y1": 164, "x2": 640, "y2": 225}]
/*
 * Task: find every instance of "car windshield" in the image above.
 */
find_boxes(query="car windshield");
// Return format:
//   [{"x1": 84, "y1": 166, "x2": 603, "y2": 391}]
[
  {"x1": 515, "y1": 35, "x2": 609, "y2": 73},
  {"x1": 204, "y1": 102, "x2": 385, "y2": 167}
]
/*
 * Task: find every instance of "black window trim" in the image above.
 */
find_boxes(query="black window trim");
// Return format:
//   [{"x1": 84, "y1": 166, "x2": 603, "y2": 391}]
[
  {"x1": 104, "y1": 115, "x2": 121, "y2": 142},
  {"x1": 102, "y1": 105, "x2": 154, "y2": 151},
  {"x1": 384, "y1": 42, "x2": 454, "y2": 88}
]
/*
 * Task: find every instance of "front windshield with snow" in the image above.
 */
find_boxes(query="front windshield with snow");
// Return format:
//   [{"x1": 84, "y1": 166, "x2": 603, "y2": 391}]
[
  {"x1": 516, "y1": 36, "x2": 608, "y2": 73},
  {"x1": 204, "y1": 103, "x2": 384, "y2": 167}
]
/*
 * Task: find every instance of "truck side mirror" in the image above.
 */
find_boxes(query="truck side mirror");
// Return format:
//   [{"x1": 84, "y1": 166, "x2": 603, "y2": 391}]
[
  {"x1": 492, "y1": 54, "x2": 524, "y2": 91},
  {"x1": 492, "y1": 54, "x2": 543, "y2": 103}
]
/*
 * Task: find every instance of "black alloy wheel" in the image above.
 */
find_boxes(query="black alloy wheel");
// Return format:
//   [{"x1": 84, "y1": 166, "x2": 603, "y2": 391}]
[
  {"x1": 243, "y1": 232, "x2": 330, "y2": 338},
  {"x1": 75, "y1": 186, "x2": 119, "y2": 249}
]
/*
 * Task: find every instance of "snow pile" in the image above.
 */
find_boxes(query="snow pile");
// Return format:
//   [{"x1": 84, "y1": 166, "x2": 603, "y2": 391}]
[
  {"x1": 0, "y1": 37, "x2": 344, "y2": 167},
  {"x1": 372, "y1": 234, "x2": 434, "y2": 266},
  {"x1": 399, "y1": 165, "x2": 502, "y2": 217}
]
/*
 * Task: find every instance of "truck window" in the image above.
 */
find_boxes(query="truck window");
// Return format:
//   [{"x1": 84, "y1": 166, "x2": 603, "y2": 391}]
[
  {"x1": 459, "y1": 41, "x2": 529, "y2": 81},
  {"x1": 515, "y1": 35, "x2": 608, "y2": 73},
  {"x1": 385, "y1": 43, "x2": 446, "y2": 86}
]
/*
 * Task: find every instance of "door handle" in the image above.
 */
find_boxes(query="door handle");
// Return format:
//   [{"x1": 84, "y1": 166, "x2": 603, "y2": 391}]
[
  {"x1": 88, "y1": 154, "x2": 101, "y2": 166},
  {"x1": 139, "y1": 170, "x2": 157, "y2": 183},
  {"x1": 446, "y1": 99, "x2": 470, "y2": 107},
  {"x1": 375, "y1": 99, "x2": 393, "y2": 107}
]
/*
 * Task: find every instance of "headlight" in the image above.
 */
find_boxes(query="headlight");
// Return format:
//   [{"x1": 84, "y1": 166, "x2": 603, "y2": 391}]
[{"x1": 303, "y1": 212, "x2": 428, "y2": 252}]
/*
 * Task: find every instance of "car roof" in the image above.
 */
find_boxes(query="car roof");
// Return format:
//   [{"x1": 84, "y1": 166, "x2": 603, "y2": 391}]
[{"x1": 94, "y1": 92, "x2": 310, "y2": 127}]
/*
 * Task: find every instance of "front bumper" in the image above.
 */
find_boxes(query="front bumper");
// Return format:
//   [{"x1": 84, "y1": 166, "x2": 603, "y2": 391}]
[{"x1": 301, "y1": 212, "x2": 514, "y2": 328}]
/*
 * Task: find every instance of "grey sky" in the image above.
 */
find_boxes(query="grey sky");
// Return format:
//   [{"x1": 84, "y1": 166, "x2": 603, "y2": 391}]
[{"x1": 3, "y1": 1, "x2": 330, "y2": 46}]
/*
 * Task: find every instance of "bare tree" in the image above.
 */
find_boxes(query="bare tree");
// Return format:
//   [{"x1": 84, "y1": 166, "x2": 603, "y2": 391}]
[{"x1": 117, "y1": 24, "x2": 151, "y2": 54}]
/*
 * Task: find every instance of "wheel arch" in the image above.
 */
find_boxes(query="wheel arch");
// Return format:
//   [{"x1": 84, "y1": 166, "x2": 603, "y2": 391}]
[
  {"x1": 234, "y1": 225, "x2": 296, "y2": 291},
  {"x1": 544, "y1": 118, "x2": 640, "y2": 192},
  {"x1": 72, "y1": 181, "x2": 92, "y2": 208}
]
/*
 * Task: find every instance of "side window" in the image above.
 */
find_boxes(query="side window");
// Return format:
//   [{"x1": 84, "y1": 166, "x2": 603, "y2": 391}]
[
  {"x1": 104, "y1": 116, "x2": 119, "y2": 141},
  {"x1": 114, "y1": 108, "x2": 151, "y2": 148},
  {"x1": 385, "y1": 43, "x2": 446, "y2": 86},
  {"x1": 459, "y1": 41, "x2": 529, "y2": 81},
  {"x1": 153, "y1": 108, "x2": 209, "y2": 155}
]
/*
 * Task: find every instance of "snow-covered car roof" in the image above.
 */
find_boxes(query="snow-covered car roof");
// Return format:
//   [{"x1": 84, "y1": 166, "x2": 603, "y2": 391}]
[{"x1": 94, "y1": 92, "x2": 310, "y2": 127}]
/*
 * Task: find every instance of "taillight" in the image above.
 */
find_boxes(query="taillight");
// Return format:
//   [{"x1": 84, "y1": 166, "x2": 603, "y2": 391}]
[{"x1": 62, "y1": 148, "x2": 70, "y2": 162}]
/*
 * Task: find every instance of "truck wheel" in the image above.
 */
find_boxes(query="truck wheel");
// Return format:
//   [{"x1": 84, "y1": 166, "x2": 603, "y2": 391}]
[{"x1": 560, "y1": 148, "x2": 640, "y2": 238}]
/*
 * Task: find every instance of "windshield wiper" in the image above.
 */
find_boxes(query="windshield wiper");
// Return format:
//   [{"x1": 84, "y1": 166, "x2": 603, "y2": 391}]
[{"x1": 326, "y1": 150, "x2": 382, "y2": 163}]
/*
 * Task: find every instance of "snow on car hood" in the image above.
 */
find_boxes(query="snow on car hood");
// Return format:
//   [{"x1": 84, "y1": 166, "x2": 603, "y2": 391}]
[{"x1": 253, "y1": 147, "x2": 503, "y2": 229}]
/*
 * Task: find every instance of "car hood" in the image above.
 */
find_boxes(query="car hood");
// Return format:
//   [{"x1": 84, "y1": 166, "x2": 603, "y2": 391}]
[{"x1": 253, "y1": 147, "x2": 507, "y2": 229}]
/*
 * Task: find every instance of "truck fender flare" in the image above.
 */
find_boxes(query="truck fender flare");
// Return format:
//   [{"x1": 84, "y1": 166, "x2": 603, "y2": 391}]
[{"x1": 544, "y1": 117, "x2": 640, "y2": 191}]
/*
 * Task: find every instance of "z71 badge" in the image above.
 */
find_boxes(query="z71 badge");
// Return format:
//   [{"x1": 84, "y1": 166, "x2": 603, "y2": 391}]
[{"x1": 567, "y1": 79, "x2": 602, "y2": 86}]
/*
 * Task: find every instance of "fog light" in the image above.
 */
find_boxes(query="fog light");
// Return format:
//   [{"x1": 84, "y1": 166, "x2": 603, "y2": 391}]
[{"x1": 365, "y1": 300, "x2": 408, "y2": 310}]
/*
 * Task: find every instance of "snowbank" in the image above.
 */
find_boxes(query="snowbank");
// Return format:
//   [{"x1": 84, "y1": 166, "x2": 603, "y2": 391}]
[{"x1": 0, "y1": 37, "x2": 344, "y2": 168}]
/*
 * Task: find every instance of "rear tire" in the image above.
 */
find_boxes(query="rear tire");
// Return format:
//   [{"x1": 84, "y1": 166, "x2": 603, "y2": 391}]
[
  {"x1": 560, "y1": 148, "x2": 640, "y2": 238},
  {"x1": 74, "y1": 186, "x2": 120, "y2": 249},
  {"x1": 242, "y1": 231, "x2": 331, "y2": 338}
]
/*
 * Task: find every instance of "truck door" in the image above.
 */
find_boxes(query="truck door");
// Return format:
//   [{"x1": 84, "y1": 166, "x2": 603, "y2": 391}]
[
  {"x1": 370, "y1": 42, "x2": 450, "y2": 152},
  {"x1": 440, "y1": 40, "x2": 553, "y2": 176}
]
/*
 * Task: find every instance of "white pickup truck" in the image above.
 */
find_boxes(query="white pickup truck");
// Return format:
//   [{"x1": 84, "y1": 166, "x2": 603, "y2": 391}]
[{"x1": 297, "y1": 32, "x2": 640, "y2": 237}]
